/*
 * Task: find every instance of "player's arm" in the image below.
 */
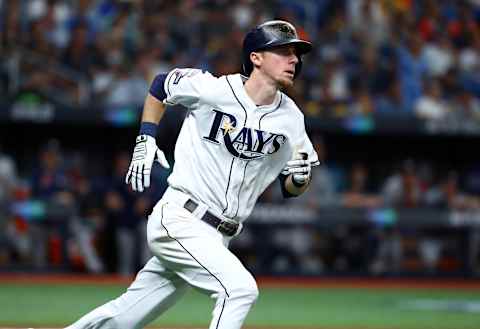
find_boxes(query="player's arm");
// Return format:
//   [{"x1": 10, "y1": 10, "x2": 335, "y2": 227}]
[
  {"x1": 125, "y1": 89, "x2": 170, "y2": 193},
  {"x1": 279, "y1": 152, "x2": 312, "y2": 197},
  {"x1": 141, "y1": 93, "x2": 166, "y2": 126},
  {"x1": 278, "y1": 171, "x2": 311, "y2": 198},
  {"x1": 140, "y1": 71, "x2": 171, "y2": 128},
  {"x1": 283, "y1": 173, "x2": 310, "y2": 196},
  {"x1": 125, "y1": 68, "x2": 209, "y2": 192}
]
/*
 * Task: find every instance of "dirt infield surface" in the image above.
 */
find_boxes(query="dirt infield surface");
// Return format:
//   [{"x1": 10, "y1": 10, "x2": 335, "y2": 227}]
[{"x1": 1, "y1": 274, "x2": 480, "y2": 290}]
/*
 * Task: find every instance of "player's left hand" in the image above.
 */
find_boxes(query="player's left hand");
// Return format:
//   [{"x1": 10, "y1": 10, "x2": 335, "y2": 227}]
[
  {"x1": 282, "y1": 151, "x2": 311, "y2": 186},
  {"x1": 125, "y1": 134, "x2": 170, "y2": 192}
]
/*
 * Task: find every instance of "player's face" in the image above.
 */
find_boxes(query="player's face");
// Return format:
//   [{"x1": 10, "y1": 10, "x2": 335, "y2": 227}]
[{"x1": 260, "y1": 45, "x2": 299, "y2": 88}]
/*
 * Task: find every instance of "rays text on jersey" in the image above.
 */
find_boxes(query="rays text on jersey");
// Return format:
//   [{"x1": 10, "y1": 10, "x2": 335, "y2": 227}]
[{"x1": 203, "y1": 109, "x2": 287, "y2": 160}]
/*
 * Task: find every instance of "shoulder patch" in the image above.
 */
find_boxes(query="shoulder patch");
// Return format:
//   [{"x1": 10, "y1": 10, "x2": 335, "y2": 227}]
[
  {"x1": 172, "y1": 70, "x2": 187, "y2": 85},
  {"x1": 171, "y1": 68, "x2": 207, "y2": 85}
]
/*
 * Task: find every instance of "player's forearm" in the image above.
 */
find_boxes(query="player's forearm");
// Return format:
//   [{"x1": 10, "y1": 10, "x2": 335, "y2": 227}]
[
  {"x1": 141, "y1": 93, "x2": 166, "y2": 125},
  {"x1": 284, "y1": 174, "x2": 310, "y2": 196}
]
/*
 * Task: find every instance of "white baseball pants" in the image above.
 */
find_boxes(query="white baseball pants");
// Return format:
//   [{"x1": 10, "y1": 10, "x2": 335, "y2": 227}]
[{"x1": 66, "y1": 190, "x2": 258, "y2": 329}]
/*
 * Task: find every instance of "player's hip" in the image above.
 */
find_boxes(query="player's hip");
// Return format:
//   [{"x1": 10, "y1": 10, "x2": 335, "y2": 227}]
[{"x1": 147, "y1": 194, "x2": 225, "y2": 244}]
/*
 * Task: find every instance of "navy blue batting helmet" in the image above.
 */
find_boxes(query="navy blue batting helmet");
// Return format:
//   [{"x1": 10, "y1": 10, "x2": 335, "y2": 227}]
[{"x1": 242, "y1": 20, "x2": 312, "y2": 78}]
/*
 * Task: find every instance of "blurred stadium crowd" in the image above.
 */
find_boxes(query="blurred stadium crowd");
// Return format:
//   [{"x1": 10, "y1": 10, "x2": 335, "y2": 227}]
[
  {"x1": 1, "y1": 0, "x2": 480, "y2": 126},
  {"x1": 1, "y1": 0, "x2": 480, "y2": 276},
  {"x1": 1, "y1": 134, "x2": 479, "y2": 276}
]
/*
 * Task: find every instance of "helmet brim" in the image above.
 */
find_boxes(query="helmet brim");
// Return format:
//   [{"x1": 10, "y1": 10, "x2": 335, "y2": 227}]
[{"x1": 257, "y1": 39, "x2": 312, "y2": 55}]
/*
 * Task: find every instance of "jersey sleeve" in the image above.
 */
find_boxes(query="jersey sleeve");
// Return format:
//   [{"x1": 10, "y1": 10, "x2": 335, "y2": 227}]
[
  {"x1": 290, "y1": 117, "x2": 320, "y2": 166},
  {"x1": 148, "y1": 68, "x2": 214, "y2": 108}
]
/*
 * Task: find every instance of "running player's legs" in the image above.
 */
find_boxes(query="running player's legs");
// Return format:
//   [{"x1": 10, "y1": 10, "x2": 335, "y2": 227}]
[
  {"x1": 67, "y1": 199, "x2": 257, "y2": 329},
  {"x1": 66, "y1": 257, "x2": 189, "y2": 329},
  {"x1": 148, "y1": 201, "x2": 258, "y2": 329}
]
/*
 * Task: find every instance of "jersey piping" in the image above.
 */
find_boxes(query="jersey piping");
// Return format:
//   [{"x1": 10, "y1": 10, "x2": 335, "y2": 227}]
[
  {"x1": 222, "y1": 158, "x2": 235, "y2": 214},
  {"x1": 258, "y1": 93, "x2": 283, "y2": 130},
  {"x1": 160, "y1": 203, "x2": 230, "y2": 298},
  {"x1": 166, "y1": 72, "x2": 174, "y2": 98},
  {"x1": 234, "y1": 161, "x2": 249, "y2": 218},
  {"x1": 222, "y1": 76, "x2": 249, "y2": 217},
  {"x1": 225, "y1": 75, "x2": 248, "y2": 126}
]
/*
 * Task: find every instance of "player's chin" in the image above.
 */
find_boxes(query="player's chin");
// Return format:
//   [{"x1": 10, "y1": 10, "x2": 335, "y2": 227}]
[{"x1": 277, "y1": 75, "x2": 294, "y2": 89}]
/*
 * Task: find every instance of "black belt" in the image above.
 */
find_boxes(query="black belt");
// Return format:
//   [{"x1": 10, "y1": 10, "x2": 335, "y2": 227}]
[{"x1": 184, "y1": 199, "x2": 239, "y2": 236}]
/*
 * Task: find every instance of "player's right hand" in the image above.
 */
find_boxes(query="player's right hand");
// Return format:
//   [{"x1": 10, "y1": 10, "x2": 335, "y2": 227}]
[
  {"x1": 281, "y1": 151, "x2": 311, "y2": 186},
  {"x1": 125, "y1": 134, "x2": 170, "y2": 192}
]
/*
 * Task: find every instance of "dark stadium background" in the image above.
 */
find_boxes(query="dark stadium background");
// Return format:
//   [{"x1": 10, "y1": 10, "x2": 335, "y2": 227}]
[
  {"x1": 1, "y1": 0, "x2": 480, "y2": 281},
  {"x1": 2, "y1": 1, "x2": 480, "y2": 328}
]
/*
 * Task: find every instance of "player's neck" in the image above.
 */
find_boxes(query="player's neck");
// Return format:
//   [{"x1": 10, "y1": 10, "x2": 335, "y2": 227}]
[{"x1": 244, "y1": 73, "x2": 278, "y2": 106}]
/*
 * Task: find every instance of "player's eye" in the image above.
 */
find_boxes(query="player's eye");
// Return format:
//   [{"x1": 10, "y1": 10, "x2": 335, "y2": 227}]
[{"x1": 272, "y1": 46, "x2": 297, "y2": 57}]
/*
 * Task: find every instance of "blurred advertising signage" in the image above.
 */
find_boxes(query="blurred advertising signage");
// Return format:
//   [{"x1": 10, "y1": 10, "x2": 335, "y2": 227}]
[
  {"x1": 449, "y1": 210, "x2": 480, "y2": 227},
  {"x1": 104, "y1": 106, "x2": 138, "y2": 126},
  {"x1": 423, "y1": 118, "x2": 480, "y2": 135},
  {"x1": 343, "y1": 116, "x2": 375, "y2": 134},
  {"x1": 367, "y1": 208, "x2": 397, "y2": 226},
  {"x1": 251, "y1": 204, "x2": 317, "y2": 223},
  {"x1": 11, "y1": 200, "x2": 46, "y2": 221},
  {"x1": 10, "y1": 91, "x2": 55, "y2": 123}
]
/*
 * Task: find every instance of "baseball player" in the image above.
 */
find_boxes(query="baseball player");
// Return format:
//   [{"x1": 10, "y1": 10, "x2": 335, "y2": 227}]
[{"x1": 66, "y1": 20, "x2": 319, "y2": 329}]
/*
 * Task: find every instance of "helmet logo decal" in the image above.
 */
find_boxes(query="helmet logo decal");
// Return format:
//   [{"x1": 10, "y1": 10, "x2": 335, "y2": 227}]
[{"x1": 278, "y1": 24, "x2": 296, "y2": 38}]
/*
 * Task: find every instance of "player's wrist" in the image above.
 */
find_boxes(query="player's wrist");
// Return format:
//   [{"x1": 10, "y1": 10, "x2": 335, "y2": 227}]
[
  {"x1": 139, "y1": 122, "x2": 158, "y2": 137},
  {"x1": 284, "y1": 174, "x2": 309, "y2": 196},
  {"x1": 291, "y1": 174, "x2": 310, "y2": 187},
  {"x1": 135, "y1": 134, "x2": 155, "y2": 144}
]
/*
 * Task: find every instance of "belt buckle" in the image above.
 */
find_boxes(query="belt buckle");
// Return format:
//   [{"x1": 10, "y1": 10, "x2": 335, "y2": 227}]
[{"x1": 216, "y1": 221, "x2": 237, "y2": 236}]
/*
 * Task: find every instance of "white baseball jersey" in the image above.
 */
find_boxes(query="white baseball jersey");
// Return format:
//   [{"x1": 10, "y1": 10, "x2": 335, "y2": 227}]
[
  {"x1": 67, "y1": 68, "x2": 319, "y2": 329},
  {"x1": 153, "y1": 68, "x2": 319, "y2": 223}
]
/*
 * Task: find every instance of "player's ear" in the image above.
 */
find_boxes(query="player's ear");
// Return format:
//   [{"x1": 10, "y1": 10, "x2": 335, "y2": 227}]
[{"x1": 250, "y1": 51, "x2": 262, "y2": 68}]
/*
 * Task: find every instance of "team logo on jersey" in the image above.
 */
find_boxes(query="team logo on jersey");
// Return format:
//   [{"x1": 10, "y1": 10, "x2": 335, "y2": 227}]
[
  {"x1": 172, "y1": 69, "x2": 205, "y2": 85},
  {"x1": 172, "y1": 70, "x2": 187, "y2": 85},
  {"x1": 203, "y1": 110, "x2": 286, "y2": 160}
]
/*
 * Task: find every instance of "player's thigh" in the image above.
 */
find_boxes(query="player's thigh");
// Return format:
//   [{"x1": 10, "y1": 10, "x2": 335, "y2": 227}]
[
  {"x1": 171, "y1": 234, "x2": 257, "y2": 299},
  {"x1": 148, "y1": 202, "x2": 257, "y2": 297},
  {"x1": 111, "y1": 257, "x2": 190, "y2": 326}
]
